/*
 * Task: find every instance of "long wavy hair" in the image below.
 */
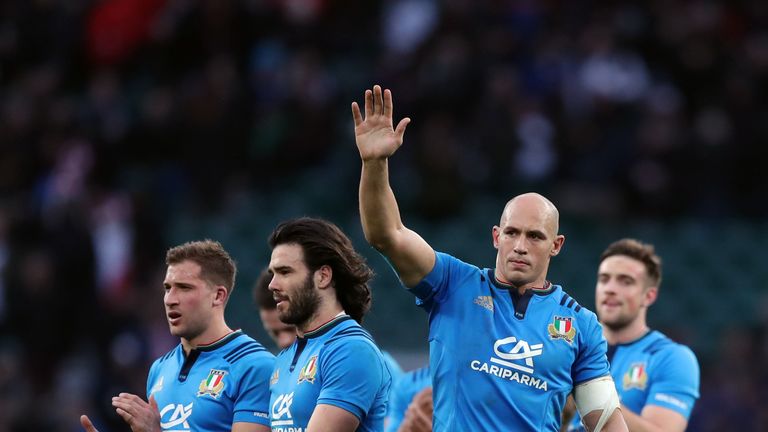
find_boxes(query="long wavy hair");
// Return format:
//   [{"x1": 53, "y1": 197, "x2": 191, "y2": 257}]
[{"x1": 268, "y1": 217, "x2": 373, "y2": 323}]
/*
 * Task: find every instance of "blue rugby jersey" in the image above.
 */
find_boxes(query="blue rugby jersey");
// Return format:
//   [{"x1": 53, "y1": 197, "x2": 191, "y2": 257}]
[
  {"x1": 384, "y1": 366, "x2": 431, "y2": 432},
  {"x1": 408, "y1": 252, "x2": 610, "y2": 431},
  {"x1": 146, "y1": 330, "x2": 274, "y2": 431},
  {"x1": 569, "y1": 330, "x2": 700, "y2": 430},
  {"x1": 268, "y1": 315, "x2": 392, "y2": 432}
]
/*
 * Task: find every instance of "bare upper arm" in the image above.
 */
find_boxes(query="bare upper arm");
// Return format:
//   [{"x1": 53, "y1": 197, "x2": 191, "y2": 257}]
[
  {"x1": 232, "y1": 422, "x2": 270, "y2": 432},
  {"x1": 379, "y1": 226, "x2": 436, "y2": 288},
  {"x1": 306, "y1": 404, "x2": 361, "y2": 432}
]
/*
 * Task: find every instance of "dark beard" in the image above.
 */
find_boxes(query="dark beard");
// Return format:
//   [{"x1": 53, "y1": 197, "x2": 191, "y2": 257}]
[{"x1": 279, "y1": 274, "x2": 320, "y2": 328}]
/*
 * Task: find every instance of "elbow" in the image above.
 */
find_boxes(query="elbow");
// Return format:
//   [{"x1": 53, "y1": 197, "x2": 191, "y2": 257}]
[
  {"x1": 362, "y1": 228, "x2": 398, "y2": 254},
  {"x1": 364, "y1": 232, "x2": 393, "y2": 253}
]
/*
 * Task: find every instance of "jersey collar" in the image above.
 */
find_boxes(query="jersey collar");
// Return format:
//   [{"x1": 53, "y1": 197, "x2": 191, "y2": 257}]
[
  {"x1": 302, "y1": 315, "x2": 353, "y2": 339},
  {"x1": 194, "y1": 329, "x2": 244, "y2": 352}
]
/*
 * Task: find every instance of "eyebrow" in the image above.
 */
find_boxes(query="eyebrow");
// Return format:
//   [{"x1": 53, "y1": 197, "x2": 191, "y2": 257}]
[
  {"x1": 164, "y1": 281, "x2": 195, "y2": 288},
  {"x1": 270, "y1": 265, "x2": 293, "y2": 272}
]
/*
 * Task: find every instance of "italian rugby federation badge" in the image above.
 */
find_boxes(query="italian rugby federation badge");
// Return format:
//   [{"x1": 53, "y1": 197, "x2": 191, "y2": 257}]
[
  {"x1": 547, "y1": 316, "x2": 576, "y2": 343},
  {"x1": 297, "y1": 355, "x2": 318, "y2": 384},
  {"x1": 623, "y1": 363, "x2": 648, "y2": 390},
  {"x1": 198, "y1": 369, "x2": 227, "y2": 398}
]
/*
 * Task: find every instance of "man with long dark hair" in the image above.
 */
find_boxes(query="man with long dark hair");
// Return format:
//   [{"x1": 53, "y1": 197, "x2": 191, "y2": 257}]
[{"x1": 266, "y1": 217, "x2": 392, "y2": 431}]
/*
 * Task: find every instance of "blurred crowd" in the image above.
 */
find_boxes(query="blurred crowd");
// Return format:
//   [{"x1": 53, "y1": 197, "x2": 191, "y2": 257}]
[{"x1": 0, "y1": 0, "x2": 766, "y2": 430}]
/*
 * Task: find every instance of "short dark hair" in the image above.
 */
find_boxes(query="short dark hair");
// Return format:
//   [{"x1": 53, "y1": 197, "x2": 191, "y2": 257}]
[
  {"x1": 600, "y1": 238, "x2": 662, "y2": 287},
  {"x1": 268, "y1": 217, "x2": 373, "y2": 323},
  {"x1": 253, "y1": 268, "x2": 276, "y2": 310},
  {"x1": 166, "y1": 240, "x2": 237, "y2": 294}
]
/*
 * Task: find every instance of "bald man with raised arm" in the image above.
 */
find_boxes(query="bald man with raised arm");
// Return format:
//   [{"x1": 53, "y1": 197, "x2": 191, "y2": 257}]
[{"x1": 352, "y1": 84, "x2": 627, "y2": 432}]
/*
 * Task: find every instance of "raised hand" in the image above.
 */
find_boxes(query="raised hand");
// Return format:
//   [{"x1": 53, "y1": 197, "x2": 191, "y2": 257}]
[
  {"x1": 112, "y1": 393, "x2": 162, "y2": 432},
  {"x1": 351, "y1": 85, "x2": 411, "y2": 162}
]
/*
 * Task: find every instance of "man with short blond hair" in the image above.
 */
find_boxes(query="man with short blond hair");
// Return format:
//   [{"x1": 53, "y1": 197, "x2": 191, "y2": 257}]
[{"x1": 81, "y1": 240, "x2": 274, "y2": 432}]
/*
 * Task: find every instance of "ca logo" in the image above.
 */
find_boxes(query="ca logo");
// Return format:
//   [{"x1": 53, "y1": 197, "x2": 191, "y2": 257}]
[
  {"x1": 271, "y1": 392, "x2": 295, "y2": 426},
  {"x1": 159, "y1": 403, "x2": 193, "y2": 430},
  {"x1": 491, "y1": 336, "x2": 543, "y2": 374}
]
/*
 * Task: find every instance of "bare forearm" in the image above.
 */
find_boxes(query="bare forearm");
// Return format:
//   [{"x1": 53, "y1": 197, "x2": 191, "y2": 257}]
[
  {"x1": 359, "y1": 158, "x2": 404, "y2": 251},
  {"x1": 622, "y1": 408, "x2": 662, "y2": 432}
]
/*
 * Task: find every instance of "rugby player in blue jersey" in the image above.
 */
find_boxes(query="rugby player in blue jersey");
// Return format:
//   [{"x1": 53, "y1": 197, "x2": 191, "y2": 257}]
[
  {"x1": 385, "y1": 366, "x2": 431, "y2": 432},
  {"x1": 352, "y1": 84, "x2": 628, "y2": 432},
  {"x1": 81, "y1": 240, "x2": 274, "y2": 432},
  {"x1": 565, "y1": 239, "x2": 700, "y2": 431},
  {"x1": 266, "y1": 217, "x2": 392, "y2": 432}
]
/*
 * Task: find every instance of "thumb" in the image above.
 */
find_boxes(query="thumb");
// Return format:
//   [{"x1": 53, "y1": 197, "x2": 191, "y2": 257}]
[
  {"x1": 149, "y1": 393, "x2": 159, "y2": 411},
  {"x1": 395, "y1": 117, "x2": 411, "y2": 142},
  {"x1": 80, "y1": 414, "x2": 99, "y2": 432}
]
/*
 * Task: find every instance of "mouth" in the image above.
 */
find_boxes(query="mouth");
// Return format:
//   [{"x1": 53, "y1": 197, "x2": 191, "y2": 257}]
[
  {"x1": 167, "y1": 311, "x2": 182, "y2": 325},
  {"x1": 509, "y1": 259, "x2": 529, "y2": 267},
  {"x1": 273, "y1": 294, "x2": 288, "y2": 309}
]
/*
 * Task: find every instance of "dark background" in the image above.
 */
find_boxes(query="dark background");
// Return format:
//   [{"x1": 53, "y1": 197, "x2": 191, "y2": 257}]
[{"x1": 0, "y1": 0, "x2": 766, "y2": 430}]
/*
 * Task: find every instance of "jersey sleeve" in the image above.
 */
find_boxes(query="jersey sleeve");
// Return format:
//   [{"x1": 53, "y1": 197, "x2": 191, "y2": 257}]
[
  {"x1": 645, "y1": 344, "x2": 700, "y2": 419},
  {"x1": 408, "y1": 251, "x2": 463, "y2": 308},
  {"x1": 232, "y1": 352, "x2": 275, "y2": 425},
  {"x1": 572, "y1": 312, "x2": 611, "y2": 385},
  {"x1": 145, "y1": 358, "x2": 161, "y2": 399},
  {"x1": 316, "y1": 339, "x2": 389, "y2": 421}
]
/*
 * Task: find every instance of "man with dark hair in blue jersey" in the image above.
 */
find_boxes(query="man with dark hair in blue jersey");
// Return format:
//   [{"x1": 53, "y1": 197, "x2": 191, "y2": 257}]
[
  {"x1": 266, "y1": 217, "x2": 392, "y2": 432},
  {"x1": 352, "y1": 85, "x2": 628, "y2": 431},
  {"x1": 81, "y1": 240, "x2": 274, "y2": 432},
  {"x1": 564, "y1": 239, "x2": 700, "y2": 432}
]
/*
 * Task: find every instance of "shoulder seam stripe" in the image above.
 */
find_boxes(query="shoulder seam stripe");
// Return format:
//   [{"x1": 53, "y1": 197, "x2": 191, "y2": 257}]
[
  {"x1": 227, "y1": 346, "x2": 268, "y2": 364},
  {"x1": 323, "y1": 331, "x2": 375, "y2": 346},
  {"x1": 575, "y1": 305, "x2": 582, "y2": 312},
  {"x1": 566, "y1": 298, "x2": 576, "y2": 309},
  {"x1": 560, "y1": 294, "x2": 570, "y2": 306},
  {"x1": 224, "y1": 341, "x2": 261, "y2": 361},
  {"x1": 330, "y1": 329, "x2": 374, "y2": 340}
]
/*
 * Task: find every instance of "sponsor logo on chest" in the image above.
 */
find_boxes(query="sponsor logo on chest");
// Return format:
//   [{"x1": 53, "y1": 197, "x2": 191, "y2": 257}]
[{"x1": 470, "y1": 336, "x2": 549, "y2": 391}]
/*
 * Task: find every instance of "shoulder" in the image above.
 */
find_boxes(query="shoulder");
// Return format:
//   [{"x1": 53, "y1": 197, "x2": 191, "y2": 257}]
[
  {"x1": 548, "y1": 287, "x2": 599, "y2": 324},
  {"x1": 646, "y1": 332, "x2": 699, "y2": 370},
  {"x1": 223, "y1": 334, "x2": 274, "y2": 372},
  {"x1": 151, "y1": 345, "x2": 179, "y2": 370},
  {"x1": 319, "y1": 324, "x2": 384, "y2": 365},
  {"x1": 434, "y1": 251, "x2": 483, "y2": 277},
  {"x1": 396, "y1": 367, "x2": 430, "y2": 391}
]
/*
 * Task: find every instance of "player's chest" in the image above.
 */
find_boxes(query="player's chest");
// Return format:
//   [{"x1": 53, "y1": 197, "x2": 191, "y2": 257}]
[
  {"x1": 450, "y1": 299, "x2": 580, "y2": 385},
  {"x1": 269, "y1": 350, "x2": 324, "y2": 428},
  {"x1": 611, "y1": 350, "x2": 653, "y2": 405},
  {"x1": 151, "y1": 362, "x2": 234, "y2": 431}
]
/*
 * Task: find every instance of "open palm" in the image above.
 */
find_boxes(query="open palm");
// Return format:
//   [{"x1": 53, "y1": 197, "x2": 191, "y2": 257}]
[{"x1": 352, "y1": 85, "x2": 411, "y2": 161}]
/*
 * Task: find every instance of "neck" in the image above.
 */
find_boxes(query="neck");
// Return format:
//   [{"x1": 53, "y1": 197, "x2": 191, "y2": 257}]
[
  {"x1": 181, "y1": 317, "x2": 233, "y2": 354},
  {"x1": 494, "y1": 269, "x2": 549, "y2": 295},
  {"x1": 603, "y1": 318, "x2": 649, "y2": 345},
  {"x1": 297, "y1": 300, "x2": 345, "y2": 337}
]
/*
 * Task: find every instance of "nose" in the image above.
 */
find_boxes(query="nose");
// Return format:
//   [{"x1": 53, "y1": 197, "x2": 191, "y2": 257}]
[
  {"x1": 164, "y1": 287, "x2": 178, "y2": 306},
  {"x1": 512, "y1": 236, "x2": 527, "y2": 255},
  {"x1": 268, "y1": 274, "x2": 280, "y2": 292}
]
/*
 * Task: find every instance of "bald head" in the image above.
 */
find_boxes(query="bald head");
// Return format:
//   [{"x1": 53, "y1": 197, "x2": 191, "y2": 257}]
[{"x1": 501, "y1": 193, "x2": 560, "y2": 237}]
